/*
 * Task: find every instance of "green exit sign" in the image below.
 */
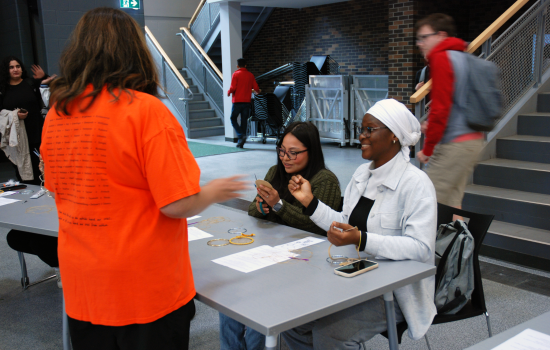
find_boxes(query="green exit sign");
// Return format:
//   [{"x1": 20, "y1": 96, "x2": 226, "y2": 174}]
[{"x1": 120, "y1": 0, "x2": 140, "y2": 9}]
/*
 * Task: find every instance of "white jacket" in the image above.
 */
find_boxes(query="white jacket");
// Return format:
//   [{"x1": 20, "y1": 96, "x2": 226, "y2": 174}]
[
  {"x1": 311, "y1": 153, "x2": 437, "y2": 340},
  {"x1": 0, "y1": 109, "x2": 33, "y2": 180}
]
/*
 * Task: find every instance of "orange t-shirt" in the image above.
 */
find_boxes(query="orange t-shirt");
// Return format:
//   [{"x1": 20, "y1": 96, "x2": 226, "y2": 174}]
[{"x1": 41, "y1": 85, "x2": 200, "y2": 326}]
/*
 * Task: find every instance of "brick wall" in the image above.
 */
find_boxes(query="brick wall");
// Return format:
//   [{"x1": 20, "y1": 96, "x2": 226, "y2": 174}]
[
  {"x1": 387, "y1": 0, "x2": 419, "y2": 108},
  {"x1": 244, "y1": 0, "x2": 389, "y2": 93}
]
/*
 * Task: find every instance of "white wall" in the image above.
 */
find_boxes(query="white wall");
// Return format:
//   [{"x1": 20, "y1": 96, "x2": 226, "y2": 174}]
[{"x1": 144, "y1": 0, "x2": 201, "y2": 69}]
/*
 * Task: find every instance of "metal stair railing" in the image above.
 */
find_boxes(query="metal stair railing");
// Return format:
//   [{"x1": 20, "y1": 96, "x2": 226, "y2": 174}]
[
  {"x1": 412, "y1": 0, "x2": 534, "y2": 130},
  {"x1": 145, "y1": 26, "x2": 193, "y2": 135},
  {"x1": 179, "y1": 27, "x2": 224, "y2": 117},
  {"x1": 188, "y1": 0, "x2": 221, "y2": 46}
]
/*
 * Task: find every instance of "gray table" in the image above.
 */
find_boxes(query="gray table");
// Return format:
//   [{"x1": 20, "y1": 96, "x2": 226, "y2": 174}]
[
  {"x1": 0, "y1": 185, "x2": 436, "y2": 350},
  {"x1": 190, "y1": 205, "x2": 436, "y2": 350},
  {"x1": 465, "y1": 311, "x2": 550, "y2": 349}
]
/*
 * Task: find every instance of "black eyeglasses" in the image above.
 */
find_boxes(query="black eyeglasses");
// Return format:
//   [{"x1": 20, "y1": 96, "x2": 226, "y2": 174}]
[
  {"x1": 355, "y1": 126, "x2": 388, "y2": 137},
  {"x1": 276, "y1": 147, "x2": 307, "y2": 160},
  {"x1": 416, "y1": 32, "x2": 438, "y2": 43}
]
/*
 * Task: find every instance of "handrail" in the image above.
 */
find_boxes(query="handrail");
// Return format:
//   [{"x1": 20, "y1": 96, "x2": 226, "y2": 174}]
[
  {"x1": 180, "y1": 27, "x2": 223, "y2": 80},
  {"x1": 410, "y1": 0, "x2": 530, "y2": 103},
  {"x1": 188, "y1": 0, "x2": 206, "y2": 29},
  {"x1": 145, "y1": 26, "x2": 190, "y2": 89}
]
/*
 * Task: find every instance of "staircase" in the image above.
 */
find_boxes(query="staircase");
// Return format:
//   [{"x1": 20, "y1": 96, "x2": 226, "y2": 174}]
[
  {"x1": 206, "y1": 6, "x2": 274, "y2": 72},
  {"x1": 180, "y1": 69, "x2": 224, "y2": 138},
  {"x1": 463, "y1": 92, "x2": 550, "y2": 271}
]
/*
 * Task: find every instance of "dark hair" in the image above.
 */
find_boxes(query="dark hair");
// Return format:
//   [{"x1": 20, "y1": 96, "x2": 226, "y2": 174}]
[
  {"x1": 415, "y1": 13, "x2": 456, "y2": 37},
  {"x1": 270, "y1": 122, "x2": 328, "y2": 202},
  {"x1": 0, "y1": 56, "x2": 28, "y2": 94},
  {"x1": 237, "y1": 58, "x2": 247, "y2": 67},
  {"x1": 49, "y1": 7, "x2": 161, "y2": 115}
]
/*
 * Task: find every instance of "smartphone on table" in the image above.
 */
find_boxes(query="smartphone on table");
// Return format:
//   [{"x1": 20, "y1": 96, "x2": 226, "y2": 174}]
[{"x1": 334, "y1": 259, "x2": 378, "y2": 278}]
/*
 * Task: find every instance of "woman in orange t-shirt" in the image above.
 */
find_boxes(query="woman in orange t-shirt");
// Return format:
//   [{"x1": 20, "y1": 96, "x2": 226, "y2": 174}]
[{"x1": 42, "y1": 7, "x2": 247, "y2": 350}]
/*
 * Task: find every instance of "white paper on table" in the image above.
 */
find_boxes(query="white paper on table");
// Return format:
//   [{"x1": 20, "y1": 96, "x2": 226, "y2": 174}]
[
  {"x1": 0, "y1": 198, "x2": 20, "y2": 206},
  {"x1": 492, "y1": 329, "x2": 550, "y2": 350},
  {"x1": 187, "y1": 227, "x2": 213, "y2": 242},
  {"x1": 212, "y1": 245, "x2": 297, "y2": 273},
  {"x1": 274, "y1": 237, "x2": 325, "y2": 252},
  {"x1": 187, "y1": 215, "x2": 201, "y2": 221},
  {"x1": 0, "y1": 192, "x2": 16, "y2": 197}
]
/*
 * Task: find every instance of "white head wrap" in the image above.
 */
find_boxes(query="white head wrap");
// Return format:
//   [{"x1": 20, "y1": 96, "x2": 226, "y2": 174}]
[{"x1": 365, "y1": 99, "x2": 421, "y2": 162}]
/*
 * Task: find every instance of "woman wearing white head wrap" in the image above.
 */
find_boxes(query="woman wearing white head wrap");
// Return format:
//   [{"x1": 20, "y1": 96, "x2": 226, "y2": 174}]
[
  {"x1": 366, "y1": 98, "x2": 421, "y2": 162},
  {"x1": 283, "y1": 99, "x2": 437, "y2": 350}
]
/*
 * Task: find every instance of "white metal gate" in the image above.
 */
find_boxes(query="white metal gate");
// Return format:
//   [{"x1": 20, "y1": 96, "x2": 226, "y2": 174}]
[
  {"x1": 350, "y1": 75, "x2": 388, "y2": 145},
  {"x1": 306, "y1": 75, "x2": 350, "y2": 146}
]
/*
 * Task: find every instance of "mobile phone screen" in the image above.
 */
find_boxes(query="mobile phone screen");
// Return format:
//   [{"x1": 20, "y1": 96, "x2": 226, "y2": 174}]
[{"x1": 335, "y1": 260, "x2": 377, "y2": 275}]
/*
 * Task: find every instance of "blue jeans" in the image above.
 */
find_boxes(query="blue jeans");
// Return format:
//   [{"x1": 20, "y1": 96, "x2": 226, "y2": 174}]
[
  {"x1": 219, "y1": 313, "x2": 265, "y2": 350},
  {"x1": 230, "y1": 103, "x2": 251, "y2": 140}
]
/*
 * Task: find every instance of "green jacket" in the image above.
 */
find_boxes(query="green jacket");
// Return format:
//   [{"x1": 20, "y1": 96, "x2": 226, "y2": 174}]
[{"x1": 248, "y1": 165, "x2": 341, "y2": 236}]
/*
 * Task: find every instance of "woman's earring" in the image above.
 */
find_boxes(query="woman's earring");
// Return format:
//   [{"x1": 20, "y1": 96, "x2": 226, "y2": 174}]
[{"x1": 393, "y1": 140, "x2": 396, "y2": 144}]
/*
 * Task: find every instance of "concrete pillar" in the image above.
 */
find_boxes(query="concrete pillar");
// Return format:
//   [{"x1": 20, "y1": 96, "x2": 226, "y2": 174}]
[{"x1": 220, "y1": 1, "x2": 243, "y2": 142}]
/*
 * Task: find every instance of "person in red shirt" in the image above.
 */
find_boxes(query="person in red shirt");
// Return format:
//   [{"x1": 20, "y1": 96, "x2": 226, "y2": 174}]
[
  {"x1": 227, "y1": 58, "x2": 260, "y2": 148},
  {"x1": 415, "y1": 14, "x2": 484, "y2": 210},
  {"x1": 42, "y1": 8, "x2": 247, "y2": 350}
]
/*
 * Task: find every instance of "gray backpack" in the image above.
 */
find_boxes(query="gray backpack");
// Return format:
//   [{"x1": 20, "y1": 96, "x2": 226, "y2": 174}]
[
  {"x1": 434, "y1": 220, "x2": 475, "y2": 315},
  {"x1": 448, "y1": 50, "x2": 503, "y2": 132}
]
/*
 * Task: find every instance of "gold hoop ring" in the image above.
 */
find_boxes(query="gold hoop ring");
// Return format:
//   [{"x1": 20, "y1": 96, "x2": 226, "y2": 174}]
[
  {"x1": 229, "y1": 233, "x2": 255, "y2": 245},
  {"x1": 207, "y1": 239, "x2": 230, "y2": 247}
]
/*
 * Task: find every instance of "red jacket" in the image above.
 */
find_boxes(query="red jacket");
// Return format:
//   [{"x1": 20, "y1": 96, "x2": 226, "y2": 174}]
[
  {"x1": 227, "y1": 68, "x2": 259, "y2": 103},
  {"x1": 423, "y1": 37, "x2": 468, "y2": 157}
]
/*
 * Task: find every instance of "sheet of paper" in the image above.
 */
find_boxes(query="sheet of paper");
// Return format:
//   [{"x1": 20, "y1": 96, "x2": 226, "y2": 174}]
[
  {"x1": 492, "y1": 329, "x2": 550, "y2": 350},
  {"x1": 212, "y1": 245, "x2": 297, "y2": 273},
  {"x1": 274, "y1": 237, "x2": 326, "y2": 252},
  {"x1": 0, "y1": 198, "x2": 20, "y2": 206},
  {"x1": 187, "y1": 215, "x2": 201, "y2": 221},
  {"x1": 0, "y1": 192, "x2": 16, "y2": 197},
  {"x1": 187, "y1": 227, "x2": 213, "y2": 242}
]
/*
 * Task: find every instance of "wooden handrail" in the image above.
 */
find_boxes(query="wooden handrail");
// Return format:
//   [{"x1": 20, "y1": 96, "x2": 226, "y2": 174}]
[
  {"x1": 145, "y1": 26, "x2": 190, "y2": 89},
  {"x1": 410, "y1": 0, "x2": 530, "y2": 104},
  {"x1": 180, "y1": 27, "x2": 224, "y2": 80},
  {"x1": 188, "y1": 0, "x2": 206, "y2": 29}
]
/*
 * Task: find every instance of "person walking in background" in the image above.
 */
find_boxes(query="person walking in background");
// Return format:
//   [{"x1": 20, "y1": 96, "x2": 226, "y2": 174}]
[
  {"x1": 227, "y1": 58, "x2": 260, "y2": 148},
  {"x1": 415, "y1": 13, "x2": 484, "y2": 210},
  {"x1": 42, "y1": 8, "x2": 247, "y2": 350}
]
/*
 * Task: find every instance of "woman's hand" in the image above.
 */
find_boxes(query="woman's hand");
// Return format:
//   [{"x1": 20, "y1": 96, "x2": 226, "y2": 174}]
[
  {"x1": 17, "y1": 109, "x2": 28, "y2": 120},
  {"x1": 255, "y1": 196, "x2": 270, "y2": 214},
  {"x1": 31, "y1": 65, "x2": 46, "y2": 80},
  {"x1": 288, "y1": 175, "x2": 314, "y2": 207},
  {"x1": 257, "y1": 185, "x2": 280, "y2": 208},
  {"x1": 327, "y1": 222, "x2": 360, "y2": 247}
]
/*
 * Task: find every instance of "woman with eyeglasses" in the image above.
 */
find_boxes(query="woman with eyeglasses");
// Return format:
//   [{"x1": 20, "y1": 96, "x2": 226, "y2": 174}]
[
  {"x1": 283, "y1": 99, "x2": 437, "y2": 350},
  {"x1": 219, "y1": 121, "x2": 342, "y2": 350}
]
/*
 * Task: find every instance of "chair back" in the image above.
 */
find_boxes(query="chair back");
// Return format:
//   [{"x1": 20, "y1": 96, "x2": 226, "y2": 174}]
[{"x1": 436, "y1": 203, "x2": 494, "y2": 313}]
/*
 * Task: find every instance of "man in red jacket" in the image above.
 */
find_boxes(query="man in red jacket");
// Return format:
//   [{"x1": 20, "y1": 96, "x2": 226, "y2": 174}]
[
  {"x1": 227, "y1": 58, "x2": 260, "y2": 148},
  {"x1": 415, "y1": 14, "x2": 484, "y2": 210}
]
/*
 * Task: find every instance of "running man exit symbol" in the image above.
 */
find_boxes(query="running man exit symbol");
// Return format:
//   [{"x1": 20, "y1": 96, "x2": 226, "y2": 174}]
[{"x1": 120, "y1": 0, "x2": 140, "y2": 9}]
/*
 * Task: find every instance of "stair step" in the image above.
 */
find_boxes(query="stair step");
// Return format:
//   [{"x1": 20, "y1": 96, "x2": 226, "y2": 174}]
[
  {"x1": 474, "y1": 158, "x2": 550, "y2": 195},
  {"x1": 189, "y1": 109, "x2": 217, "y2": 120},
  {"x1": 188, "y1": 101, "x2": 210, "y2": 110},
  {"x1": 188, "y1": 125, "x2": 225, "y2": 139},
  {"x1": 518, "y1": 112, "x2": 550, "y2": 137},
  {"x1": 463, "y1": 185, "x2": 550, "y2": 230},
  {"x1": 188, "y1": 85, "x2": 199, "y2": 93},
  {"x1": 481, "y1": 220, "x2": 550, "y2": 270},
  {"x1": 537, "y1": 92, "x2": 550, "y2": 113},
  {"x1": 190, "y1": 117, "x2": 223, "y2": 129},
  {"x1": 191, "y1": 93, "x2": 205, "y2": 102},
  {"x1": 496, "y1": 135, "x2": 550, "y2": 164}
]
